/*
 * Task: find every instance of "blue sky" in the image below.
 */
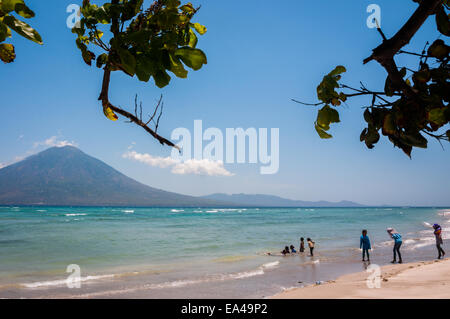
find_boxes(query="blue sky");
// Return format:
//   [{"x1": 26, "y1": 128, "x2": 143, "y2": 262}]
[{"x1": 1, "y1": 0, "x2": 449, "y2": 206}]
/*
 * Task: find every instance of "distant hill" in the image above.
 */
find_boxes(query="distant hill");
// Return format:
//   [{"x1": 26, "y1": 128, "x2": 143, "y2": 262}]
[
  {"x1": 201, "y1": 193, "x2": 365, "y2": 207},
  {"x1": 0, "y1": 146, "x2": 367, "y2": 207},
  {"x1": 0, "y1": 146, "x2": 228, "y2": 207}
]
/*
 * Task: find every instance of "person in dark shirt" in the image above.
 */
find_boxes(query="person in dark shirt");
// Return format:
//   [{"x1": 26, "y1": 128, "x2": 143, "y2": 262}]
[{"x1": 360, "y1": 229, "x2": 372, "y2": 262}]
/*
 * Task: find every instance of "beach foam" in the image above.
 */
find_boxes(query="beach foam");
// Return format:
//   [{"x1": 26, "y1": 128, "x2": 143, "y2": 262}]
[
  {"x1": 72, "y1": 263, "x2": 272, "y2": 298},
  {"x1": 22, "y1": 274, "x2": 115, "y2": 289}
]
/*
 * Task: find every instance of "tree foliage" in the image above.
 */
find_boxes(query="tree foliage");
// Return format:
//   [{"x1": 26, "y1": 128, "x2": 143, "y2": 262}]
[
  {"x1": 73, "y1": 0, "x2": 207, "y2": 148},
  {"x1": 0, "y1": 0, "x2": 42, "y2": 63},
  {"x1": 294, "y1": 0, "x2": 450, "y2": 157}
]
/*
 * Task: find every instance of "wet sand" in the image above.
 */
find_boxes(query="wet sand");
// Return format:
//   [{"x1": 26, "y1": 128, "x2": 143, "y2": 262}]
[{"x1": 272, "y1": 258, "x2": 450, "y2": 299}]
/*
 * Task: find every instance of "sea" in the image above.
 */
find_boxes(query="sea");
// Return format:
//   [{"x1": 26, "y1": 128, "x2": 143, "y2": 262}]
[{"x1": 0, "y1": 206, "x2": 449, "y2": 298}]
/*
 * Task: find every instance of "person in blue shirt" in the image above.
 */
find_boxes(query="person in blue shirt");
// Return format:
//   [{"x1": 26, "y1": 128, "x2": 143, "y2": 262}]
[
  {"x1": 387, "y1": 228, "x2": 403, "y2": 264},
  {"x1": 290, "y1": 245, "x2": 297, "y2": 253},
  {"x1": 360, "y1": 229, "x2": 371, "y2": 262}
]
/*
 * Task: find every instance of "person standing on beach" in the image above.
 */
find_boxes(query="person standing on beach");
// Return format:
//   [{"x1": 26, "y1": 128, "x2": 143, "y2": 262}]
[
  {"x1": 360, "y1": 229, "x2": 371, "y2": 262},
  {"x1": 433, "y1": 224, "x2": 445, "y2": 259},
  {"x1": 299, "y1": 237, "x2": 305, "y2": 253},
  {"x1": 387, "y1": 228, "x2": 402, "y2": 264},
  {"x1": 307, "y1": 238, "x2": 315, "y2": 256}
]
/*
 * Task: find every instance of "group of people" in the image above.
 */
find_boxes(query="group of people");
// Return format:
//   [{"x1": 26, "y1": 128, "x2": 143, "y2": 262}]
[
  {"x1": 281, "y1": 237, "x2": 315, "y2": 256},
  {"x1": 275, "y1": 224, "x2": 445, "y2": 263},
  {"x1": 360, "y1": 224, "x2": 445, "y2": 263}
]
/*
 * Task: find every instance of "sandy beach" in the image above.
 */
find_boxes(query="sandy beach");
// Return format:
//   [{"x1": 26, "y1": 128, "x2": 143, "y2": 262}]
[{"x1": 272, "y1": 258, "x2": 450, "y2": 299}]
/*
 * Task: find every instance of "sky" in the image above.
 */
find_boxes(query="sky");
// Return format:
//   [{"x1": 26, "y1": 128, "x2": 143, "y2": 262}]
[{"x1": 0, "y1": 0, "x2": 449, "y2": 206}]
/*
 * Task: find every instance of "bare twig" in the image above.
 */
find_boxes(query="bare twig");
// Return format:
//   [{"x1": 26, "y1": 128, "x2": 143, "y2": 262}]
[{"x1": 94, "y1": 0, "x2": 179, "y2": 150}]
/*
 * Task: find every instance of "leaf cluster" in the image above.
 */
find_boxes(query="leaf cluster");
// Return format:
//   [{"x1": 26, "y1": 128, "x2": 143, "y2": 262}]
[{"x1": 0, "y1": 0, "x2": 42, "y2": 63}]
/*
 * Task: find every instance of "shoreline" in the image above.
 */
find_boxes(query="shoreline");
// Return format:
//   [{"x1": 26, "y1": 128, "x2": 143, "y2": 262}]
[{"x1": 271, "y1": 258, "x2": 450, "y2": 299}]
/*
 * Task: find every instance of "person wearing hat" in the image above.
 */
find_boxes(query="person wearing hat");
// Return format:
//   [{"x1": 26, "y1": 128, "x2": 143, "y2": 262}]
[
  {"x1": 387, "y1": 228, "x2": 403, "y2": 263},
  {"x1": 433, "y1": 224, "x2": 445, "y2": 259}
]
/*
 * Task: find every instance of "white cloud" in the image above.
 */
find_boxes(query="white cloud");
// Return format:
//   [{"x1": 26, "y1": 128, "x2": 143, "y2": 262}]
[
  {"x1": 123, "y1": 151, "x2": 234, "y2": 177},
  {"x1": 33, "y1": 136, "x2": 78, "y2": 149},
  {"x1": 123, "y1": 151, "x2": 178, "y2": 168},
  {"x1": 172, "y1": 159, "x2": 234, "y2": 176}
]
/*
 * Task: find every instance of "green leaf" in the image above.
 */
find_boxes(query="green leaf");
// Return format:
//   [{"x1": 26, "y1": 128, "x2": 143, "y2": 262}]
[
  {"x1": 14, "y1": 2, "x2": 35, "y2": 19},
  {"x1": 428, "y1": 108, "x2": 447, "y2": 126},
  {"x1": 0, "y1": 43, "x2": 16, "y2": 63},
  {"x1": 153, "y1": 69, "x2": 171, "y2": 88},
  {"x1": 188, "y1": 28, "x2": 198, "y2": 48},
  {"x1": 174, "y1": 47, "x2": 207, "y2": 71},
  {"x1": 316, "y1": 66, "x2": 346, "y2": 104},
  {"x1": 0, "y1": 21, "x2": 12, "y2": 42},
  {"x1": 363, "y1": 109, "x2": 372, "y2": 124},
  {"x1": 314, "y1": 105, "x2": 340, "y2": 138},
  {"x1": 118, "y1": 48, "x2": 136, "y2": 76},
  {"x1": 317, "y1": 105, "x2": 340, "y2": 130},
  {"x1": 135, "y1": 55, "x2": 155, "y2": 82},
  {"x1": 364, "y1": 126, "x2": 380, "y2": 149},
  {"x1": 82, "y1": 49, "x2": 95, "y2": 66},
  {"x1": 192, "y1": 23, "x2": 207, "y2": 35},
  {"x1": 0, "y1": 0, "x2": 23, "y2": 13},
  {"x1": 428, "y1": 39, "x2": 449, "y2": 60},
  {"x1": 96, "y1": 53, "x2": 108, "y2": 68},
  {"x1": 400, "y1": 131, "x2": 428, "y2": 149},
  {"x1": 103, "y1": 106, "x2": 118, "y2": 121},
  {"x1": 169, "y1": 54, "x2": 188, "y2": 78},
  {"x1": 329, "y1": 65, "x2": 346, "y2": 76},
  {"x1": 382, "y1": 114, "x2": 396, "y2": 135},
  {"x1": 315, "y1": 123, "x2": 332, "y2": 139},
  {"x1": 180, "y1": 3, "x2": 195, "y2": 14},
  {"x1": 3, "y1": 15, "x2": 42, "y2": 44},
  {"x1": 436, "y1": 5, "x2": 450, "y2": 36}
]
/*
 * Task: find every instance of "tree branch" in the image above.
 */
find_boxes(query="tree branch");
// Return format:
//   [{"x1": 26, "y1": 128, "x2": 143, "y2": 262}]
[
  {"x1": 95, "y1": 0, "x2": 179, "y2": 151},
  {"x1": 363, "y1": 0, "x2": 442, "y2": 64},
  {"x1": 98, "y1": 68, "x2": 179, "y2": 150}
]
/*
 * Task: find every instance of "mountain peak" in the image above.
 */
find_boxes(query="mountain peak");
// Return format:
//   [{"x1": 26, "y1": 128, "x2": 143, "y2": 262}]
[{"x1": 0, "y1": 147, "x2": 223, "y2": 207}]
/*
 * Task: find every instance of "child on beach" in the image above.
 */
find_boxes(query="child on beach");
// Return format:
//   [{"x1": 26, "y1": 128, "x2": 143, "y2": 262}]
[
  {"x1": 299, "y1": 238, "x2": 305, "y2": 253},
  {"x1": 360, "y1": 229, "x2": 371, "y2": 262},
  {"x1": 290, "y1": 245, "x2": 297, "y2": 253},
  {"x1": 433, "y1": 224, "x2": 445, "y2": 259},
  {"x1": 281, "y1": 246, "x2": 290, "y2": 255},
  {"x1": 387, "y1": 228, "x2": 402, "y2": 263},
  {"x1": 307, "y1": 238, "x2": 315, "y2": 256}
]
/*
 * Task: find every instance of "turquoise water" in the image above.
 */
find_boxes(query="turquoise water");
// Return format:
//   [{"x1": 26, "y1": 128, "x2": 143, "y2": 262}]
[{"x1": 0, "y1": 206, "x2": 448, "y2": 298}]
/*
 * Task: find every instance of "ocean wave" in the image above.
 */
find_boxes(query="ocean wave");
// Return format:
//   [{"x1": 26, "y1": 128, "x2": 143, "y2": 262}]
[
  {"x1": 423, "y1": 221, "x2": 433, "y2": 228},
  {"x1": 71, "y1": 263, "x2": 272, "y2": 298},
  {"x1": 122, "y1": 210, "x2": 134, "y2": 214},
  {"x1": 65, "y1": 213, "x2": 87, "y2": 217},
  {"x1": 261, "y1": 261, "x2": 280, "y2": 269},
  {"x1": 171, "y1": 209, "x2": 184, "y2": 213},
  {"x1": 22, "y1": 274, "x2": 115, "y2": 289},
  {"x1": 213, "y1": 255, "x2": 250, "y2": 263},
  {"x1": 438, "y1": 209, "x2": 450, "y2": 217}
]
